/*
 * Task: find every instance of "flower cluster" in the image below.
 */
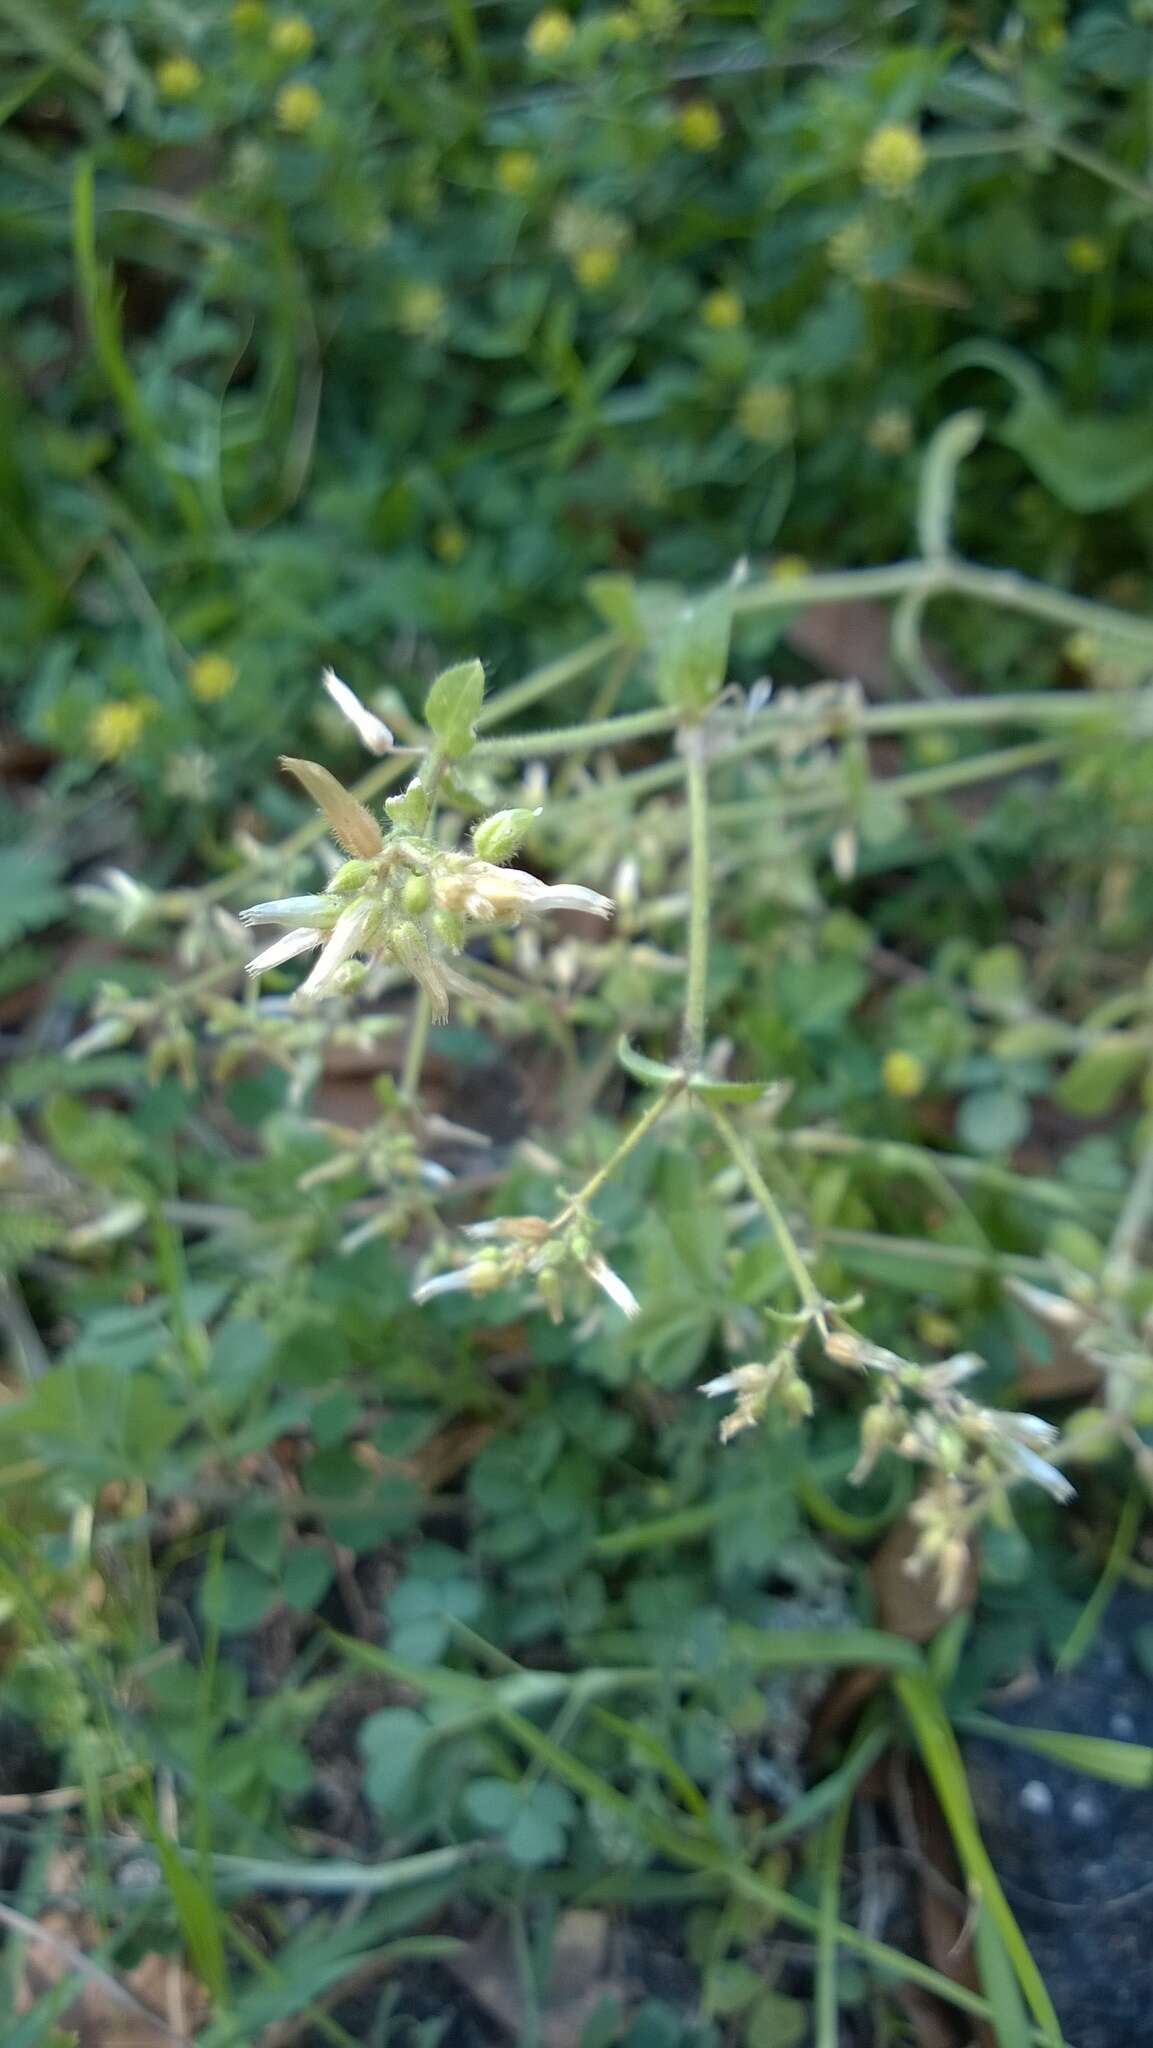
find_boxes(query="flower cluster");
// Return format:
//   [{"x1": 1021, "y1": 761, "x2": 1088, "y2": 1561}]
[
  {"x1": 414, "y1": 1213, "x2": 639, "y2": 1324},
  {"x1": 242, "y1": 671, "x2": 612, "y2": 1019}
]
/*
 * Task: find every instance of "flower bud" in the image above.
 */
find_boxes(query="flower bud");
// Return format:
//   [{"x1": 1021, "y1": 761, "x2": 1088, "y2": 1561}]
[
  {"x1": 472, "y1": 808, "x2": 539, "y2": 864},
  {"x1": 328, "y1": 857, "x2": 378, "y2": 894},
  {"x1": 402, "y1": 872, "x2": 432, "y2": 914},
  {"x1": 334, "y1": 960, "x2": 368, "y2": 994}
]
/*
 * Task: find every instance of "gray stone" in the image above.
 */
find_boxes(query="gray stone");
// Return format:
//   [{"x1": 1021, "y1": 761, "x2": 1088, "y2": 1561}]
[{"x1": 964, "y1": 1591, "x2": 1153, "y2": 2048}]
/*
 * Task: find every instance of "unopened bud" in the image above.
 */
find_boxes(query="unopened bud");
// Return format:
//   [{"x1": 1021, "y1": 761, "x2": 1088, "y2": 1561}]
[
  {"x1": 402, "y1": 872, "x2": 432, "y2": 914},
  {"x1": 385, "y1": 780, "x2": 430, "y2": 829},
  {"x1": 334, "y1": 960, "x2": 368, "y2": 994},
  {"x1": 329, "y1": 857, "x2": 377, "y2": 894},
  {"x1": 472, "y1": 808, "x2": 540, "y2": 863}
]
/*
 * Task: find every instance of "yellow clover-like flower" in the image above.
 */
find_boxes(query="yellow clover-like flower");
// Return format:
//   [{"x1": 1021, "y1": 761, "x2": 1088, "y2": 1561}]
[
  {"x1": 188, "y1": 654, "x2": 238, "y2": 703},
  {"x1": 275, "y1": 81, "x2": 323, "y2": 131},
  {"x1": 525, "y1": 9, "x2": 574, "y2": 57},
  {"x1": 861, "y1": 121, "x2": 925, "y2": 197},
  {"x1": 88, "y1": 701, "x2": 149, "y2": 761}
]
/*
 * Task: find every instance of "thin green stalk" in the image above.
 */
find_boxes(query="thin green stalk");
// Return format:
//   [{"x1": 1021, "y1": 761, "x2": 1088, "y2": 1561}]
[
  {"x1": 895, "y1": 1670, "x2": 1063, "y2": 2043},
  {"x1": 1057, "y1": 1483, "x2": 1143, "y2": 1672},
  {"x1": 558, "y1": 1081, "x2": 681, "y2": 1222},
  {"x1": 681, "y1": 729, "x2": 711, "y2": 1068},
  {"x1": 1104, "y1": 1120, "x2": 1153, "y2": 1292},
  {"x1": 474, "y1": 630, "x2": 624, "y2": 729},
  {"x1": 758, "y1": 1125, "x2": 1115, "y2": 1220},
  {"x1": 399, "y1": 988, "x2": 433, "y2": 1103},
  {"x1": 815, "y1": 1793, "x2": 852, "y2": 2048},
  {"x1": 474, "y1": 703, "x2": 676, "y2": 761},
  {"x1": 819, "y1": 1226, "x2": 1049, "y2": 1280},
  {"x1": 705, "y1": 1102, "x2": 826, "y2": 1322}
]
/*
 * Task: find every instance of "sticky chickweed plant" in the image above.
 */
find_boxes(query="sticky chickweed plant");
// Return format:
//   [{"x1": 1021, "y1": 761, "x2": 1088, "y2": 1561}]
[{"x1": 9, "y1": 391, "x2": 1153, "y2": 2043}]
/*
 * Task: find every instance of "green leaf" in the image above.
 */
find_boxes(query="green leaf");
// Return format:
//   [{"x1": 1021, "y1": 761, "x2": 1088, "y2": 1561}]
[
  {"x1": 745, "y1": 1990, "x2": 807, "y2": 2048},
  {"x1": 280, "y1": 1546, "x2": 335, "y2": 1612},
  {"x1": 204, "y1": 1560, "x2": 276, "y2": 1635},
  {"x1": 359, "y1": 1706, "x2": 431, "y2": 1810},
  {"x1": 0, "y1": 847, "x2": 66, "y2": 947},
  {"x1": 654, "y1": 583, "x2": 733, "y2": 716},
  {"x1": 617, "y1": 1036, "x2": 681, "y2": 1089},
  {"x1": 424, "y1": 658, "x2": 486, "y2": 758},
  {"x1": 464, "y1": 1776, "x2": 576, "y2": 1867},
  {"x1": 946, "y1": 341, "x2": 1153, "y2": 511},
  {"x1": 1056, "y1": 1042, "x2": 1143, "y2": 1116},
  {"x1": 959, "y1": 1712, "x2": 1153, "y2": 1788},
  {"x1": 955, "y1": 1086, "x2": 1030, "y2": 1156}
]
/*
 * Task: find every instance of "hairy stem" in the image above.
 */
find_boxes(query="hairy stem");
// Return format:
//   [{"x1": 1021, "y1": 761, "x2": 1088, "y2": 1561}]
[
  {"x1": 681, "y1": 729, "x2": 711, "y2": 1069},
  {"x1": 558, "y1": 1082, "x2": 681, "y2": 1223},
  {"x1": 706, "y1": 1102, "x2": 827, "y2": 1323},
  {"x1": 399, "y1": 988, "x2": 433, "y2": 1102}
]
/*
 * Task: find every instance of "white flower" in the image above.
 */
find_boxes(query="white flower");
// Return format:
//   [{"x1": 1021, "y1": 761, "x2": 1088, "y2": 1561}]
[
  {"x1": 412, "y1": 1261, "x2": 503, "y2": 1304},
  {"x1": 322, "y1": 668, "x2": 394, "y2": 755},
  {"x1": 585, "y1": 1253, "x2": 640, "y2": 1319},
  {"x1": 240, "y1": 895, "x2": 335, "y2": 929},
  {"x1": 297, "y1": 900, "x2": 378, "y2": 1000},
  {"x1": 433, "y1": 861, "x2": 613, "y2": 925},
  {"x1": 245, "y1": 927, "x2": 323, "y2": 976}
]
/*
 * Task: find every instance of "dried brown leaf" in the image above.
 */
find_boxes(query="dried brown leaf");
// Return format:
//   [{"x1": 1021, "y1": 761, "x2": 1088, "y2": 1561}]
[
  {"x1": 870, "y1": 1513, "x2": 976, "y2": 1644},
  {"x1": 280, "y1": 757, "x2": 383, "y2": 858}
]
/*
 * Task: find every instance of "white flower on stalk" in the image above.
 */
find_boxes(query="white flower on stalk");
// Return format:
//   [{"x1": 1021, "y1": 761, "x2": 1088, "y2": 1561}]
[
  {"x1": 322, "y1": 668, "x2": 394, "y2": 755},
  {"x1": 433, "y1": 860, "x2": 613, "y2": 926},
  {"x1": 414, "y1": 1213, "x2": 637, "y2": 1323}
]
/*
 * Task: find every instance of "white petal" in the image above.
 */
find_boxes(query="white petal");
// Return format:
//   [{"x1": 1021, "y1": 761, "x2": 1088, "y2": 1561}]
[
  {"x1": 246, "y1": 927, "x2": 322, "y2": 975},
  {"x1": 240, "y1": 895, "x2": 332, "y2": 928},
  {"x1": 700, "y1": 1373, "x2": 738, "y2": 1398},
  {"x1": 586, "y1": 1254, "x2": 640, "y2": 1318},
  {"x1": 412, "y1": 1265, "x2": 484, "y2": 1305},
  {"x1": 1012, "y1": 1444, "x2": 1075, "y2": 1502},
  {"x1": 1003, "y1": 1411, "x2": 1060, "y2": 1446},
  {"x1": 296, "y1": 902, "x2": 372, "y2": 999},
  {"x1": 322, "y1": 668, "x2": 394, "y2": 755},
  {"x1": 530, "y1": 884, "x2": 614, "y2": 919}
]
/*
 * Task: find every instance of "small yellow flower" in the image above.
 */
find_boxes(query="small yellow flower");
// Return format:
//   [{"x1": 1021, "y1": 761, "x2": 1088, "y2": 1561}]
[
  {"x1": 867, "y1": 406, "x2": 913, "y2": 455},
  {"x1": 275, "y1": 80, "x2": 323, "y2": 131},
  {"x1": 700, "y1": 288, "x2": 743, "y2": 329},
  {"x1": 1065, "y1": 235, "x2": 1106, "y2": 275},
  {"x1": 602, "y1": 9, "x2": 642, "y2": 40},
  {"x1": 525, "y1": 9, "x2": 574, "y2": 57},
  {"x1": 573, "y1": 243, "x2": 620, "y2": 289},
  {"x1": 827, "y1": 216, "x2": 874, "y2": 279},
  {"x1": 397, "y1": 281, "x2": 447, "y2": 334},
  {"x1": 433, "y1": 521, "x2": 469, "y2": 564},
  {"x1": 861, "y1": 122, "x2": 925, "y2": 198},
  {"x1": 882, "y1": 1049, "x2": 926, "y2": 1099},
  {"x1": 768, "y1": 554, "x2": 808, "y2": 584},
  {"x1": 231, "y1": 0, "x2": 266, "y2": 29},
  {"x1": 88, "y1": 701, "x2": 149, "y2": 761},
  {"x1": 496, "y1": 149, "x2": 538, "y2": 196},
  {"x1": 269, "y1": 14, "x2": 315, "y2": 56},
  {"x1": 736, "y1": 382, "x2": 793, "y2": 445},
  {"x1": 188, "y1": 653, "x2": 238, "y2": 703},
  {"x1": 915, "y1": 1309, "x2": 959, "y2": 1351},
  {"x1": 676, "y1": 99, "x2": 722, "y2": 152},
  {"x1": 156, "y1": 55, "x2": 202, "y2": 100}
]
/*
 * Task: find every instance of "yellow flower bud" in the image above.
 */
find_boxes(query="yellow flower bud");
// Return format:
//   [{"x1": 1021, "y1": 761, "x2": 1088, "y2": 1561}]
[
  {"x1": 882, "y1": 1049, "x2": 926, "y2": 1099},
  {"x1": 156, "y1": 55, "x2": 202, "y2": 100},
  {"x1": 269, "y1": 14, "x2": 315, "y2": 56},
  {"x1": 860, "y1": 122, "x2": 925, "y2": 198},
  {"x1": 88, "y1": 701, "x2": 149, "y2": 761},
  {"x1": 602, "y1": 9, "x2": 642, "y2": 40},
  {"x1": 525, "y1": 8, "x2": 574, "y2": 57},
  {"x1": 275, "y1": 81, "x2": 323, "y2": 131},
  {"x1": 700, "y1": 288, "x2": 743, "y2": 329},
  {"x1": 432, "y1": 520, "x2": 468, "y2": 563},
  {"x1": 188, "y1": 653, "x2": 238, "y2": 703},
  {"x1": 768, "y1": 554, "x2": 809, "y2": 584},
  {"x1": 396, "y1": 281, "x2": 447, "y2": 335},
  {"x1": 231, "y1": 1, "x2": 266, "y2": 30},
  {"x1": 495, "y1": 149, "x2": 538, "y2": 196},
  {"x1": 676, "y1": 99, "x2": 722, "y2": 151},
  {"x1": 735, "y1": 381, "x2": 793, "y2": 445},
  {"x1": 574, "y1": 243, "x2": 620, "y2": 289},
  {"x1": 1065, "y1": 235, "x2": 1106, "y2": 275}
]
